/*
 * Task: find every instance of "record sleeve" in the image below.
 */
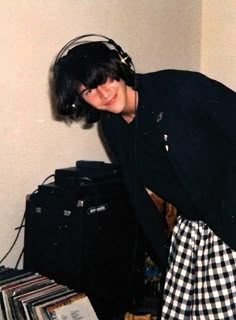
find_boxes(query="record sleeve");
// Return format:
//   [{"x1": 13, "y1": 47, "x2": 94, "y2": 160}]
[
  {"x1": 45, "y1": 293, "x2": 98, "y2": 320},
  {"x1": 11, "y1": 281, "x2": 58, "y2": 320},
  {"x1": 21, "y1": 284, "x2": 68, "y2": 320},
  {"x1": 32, "y1": 290, "x2": 76, "y2": 320},
  {"x1": 6, "y1": 275, "x2": 49, "y2": 319},
  {"x1": 1, "y1": 274, "x2": 45, "y2": 320}
]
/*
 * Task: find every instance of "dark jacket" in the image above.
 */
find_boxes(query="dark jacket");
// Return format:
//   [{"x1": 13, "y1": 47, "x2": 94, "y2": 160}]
[{"x1": 101, "y1": 70, "x2": 236, "y2": 270}]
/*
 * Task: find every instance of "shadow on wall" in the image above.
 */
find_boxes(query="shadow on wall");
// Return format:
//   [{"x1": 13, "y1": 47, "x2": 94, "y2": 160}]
[{"x1": 48, "y1": 63, "x2": 65, "y2": 122}]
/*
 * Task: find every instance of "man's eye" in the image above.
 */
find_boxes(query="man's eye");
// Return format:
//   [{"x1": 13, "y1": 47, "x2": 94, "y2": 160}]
[{"x1": 84, "y1": 89, "x2": 93, "y2": 96}]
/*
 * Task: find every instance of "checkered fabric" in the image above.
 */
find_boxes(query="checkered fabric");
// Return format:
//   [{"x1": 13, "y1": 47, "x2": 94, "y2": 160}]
[{"x1": 161, "y1": 216, "x2": 236, "y2": 319}]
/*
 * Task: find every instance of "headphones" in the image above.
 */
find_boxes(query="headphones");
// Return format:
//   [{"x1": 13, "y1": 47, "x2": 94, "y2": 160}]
[{"x1": 54, "y1": 33, "x2": 134, "y2": 71}]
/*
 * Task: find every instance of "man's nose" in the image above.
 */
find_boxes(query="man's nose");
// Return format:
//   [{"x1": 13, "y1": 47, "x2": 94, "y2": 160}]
[{"x1": 96, "y1": 83, "x2": 110, "y2": 98}]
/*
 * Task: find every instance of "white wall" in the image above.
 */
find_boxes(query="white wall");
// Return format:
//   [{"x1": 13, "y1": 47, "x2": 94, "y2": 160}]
[
  {"x1": 1, "y1": 0, "x2": 233, "y2": 268},
  {"x1": 201, "y1": 1, "x2": 236, "y2": 90}
]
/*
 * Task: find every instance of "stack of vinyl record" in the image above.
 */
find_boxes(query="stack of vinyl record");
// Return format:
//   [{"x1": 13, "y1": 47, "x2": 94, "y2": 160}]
[{"x1": 0, "y1": 266, "x2": 98, "y2": 320}]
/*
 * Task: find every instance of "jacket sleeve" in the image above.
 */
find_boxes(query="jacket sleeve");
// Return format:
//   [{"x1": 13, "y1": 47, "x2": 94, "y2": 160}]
[
  {"x1": 198, "y1": 74, "x2": 236, "y2": 141},
  {"x1": 120, "y1": 161, "x2": 171, "y2": 271},
  {"x1": 100, "y1": 115, "x2": 170, "y2": 271},
  {"x1": 198, "y1": 75, "x2": 236, "y2": 248},
  {"x1": 176, "y1": 73, "x2": 236, "y2": 249}
]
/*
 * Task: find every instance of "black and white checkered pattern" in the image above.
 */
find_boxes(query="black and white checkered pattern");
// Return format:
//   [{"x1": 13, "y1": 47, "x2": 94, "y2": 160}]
[{"x1": 161, "y1": 216, "x2": 236, "y2": 319}]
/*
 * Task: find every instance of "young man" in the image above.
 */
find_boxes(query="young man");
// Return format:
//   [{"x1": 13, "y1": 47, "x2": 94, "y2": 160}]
[{"x1": 53, "y1": 35, "x2": 236, "y2": 319}]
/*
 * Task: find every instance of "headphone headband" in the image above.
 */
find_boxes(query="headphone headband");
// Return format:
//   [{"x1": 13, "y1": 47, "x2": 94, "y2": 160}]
[{"x1": 55, "y1": 33, "x2": 134, "y2": 70}]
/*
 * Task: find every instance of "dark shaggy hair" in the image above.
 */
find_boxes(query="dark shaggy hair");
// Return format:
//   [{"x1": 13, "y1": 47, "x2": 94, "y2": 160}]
[{"x1": 53, "y1": 41, "x2": 135, "y2": 123}]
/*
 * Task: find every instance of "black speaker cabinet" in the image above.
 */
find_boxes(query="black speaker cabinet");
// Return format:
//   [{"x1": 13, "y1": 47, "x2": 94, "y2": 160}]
[{"x1": 24, "y1": 180, "x2": 144, "y2": 319}]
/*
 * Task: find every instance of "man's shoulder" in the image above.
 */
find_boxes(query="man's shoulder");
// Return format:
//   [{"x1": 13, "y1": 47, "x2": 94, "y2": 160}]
[
  {"x1": 138, "y1": 69, "x2": 203, "y2": 83},
  {"x1": 138, "y1": 69, "x2": 207, "y2": 100}
]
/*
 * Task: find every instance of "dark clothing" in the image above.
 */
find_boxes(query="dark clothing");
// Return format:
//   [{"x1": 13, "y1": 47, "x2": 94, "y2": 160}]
[{"x1": 101, "y1": 70, "x2": 236, "y2": 270}]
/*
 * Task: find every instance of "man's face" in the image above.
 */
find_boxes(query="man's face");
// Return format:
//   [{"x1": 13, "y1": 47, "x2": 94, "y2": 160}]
[{"x1": 78, "y1": 78, "x2": 129, "y2": 114}]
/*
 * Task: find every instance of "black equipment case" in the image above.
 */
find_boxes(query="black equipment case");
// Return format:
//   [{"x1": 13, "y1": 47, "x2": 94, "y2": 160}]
[{"x1": 24, "y1": 161, "x2": 144, "y2": 319}]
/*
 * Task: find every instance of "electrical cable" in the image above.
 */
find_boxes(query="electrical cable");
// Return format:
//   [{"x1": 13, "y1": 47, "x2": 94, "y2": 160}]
[
  {"x1": 0, "y1": 209, "x2": 26, "y2": 265},
  {"x1": 41, "y1": 174, "x2": 55, "y2": 185},
  {"x1": 15, "y1": 247, "x2": 24, "y2": 269},
  {"x1": 0, "y1": 174, "x2": 55, "y2": 267}
]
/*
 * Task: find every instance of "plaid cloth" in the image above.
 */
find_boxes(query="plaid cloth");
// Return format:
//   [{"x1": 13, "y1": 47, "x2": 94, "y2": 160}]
[{"x1": 161, "y1": 216, "x2": 236, "y2": 319}]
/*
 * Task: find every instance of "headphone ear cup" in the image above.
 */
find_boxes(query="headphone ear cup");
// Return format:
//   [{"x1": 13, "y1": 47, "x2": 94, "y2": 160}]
[
  {"x1": 107, "y1": 39, "x2": 132, "y2": 69},
  {"x1": 119, "y1": 52, "x2": 132, "y2": 69},
  {"x1": 60, "y1": 103, "x2": 78, "y2": 116}
]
